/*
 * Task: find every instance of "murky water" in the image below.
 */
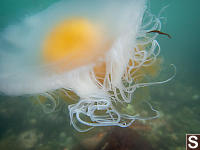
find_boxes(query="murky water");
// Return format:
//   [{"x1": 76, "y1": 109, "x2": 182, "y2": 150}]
[{"x1": 0, "y1": 0, "x2": 199, "y2": 150}]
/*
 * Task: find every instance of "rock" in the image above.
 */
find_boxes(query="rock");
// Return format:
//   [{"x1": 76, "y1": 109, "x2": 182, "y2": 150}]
[{"x1": 18, "y1": 129, "x2": 43, "y2": 149}]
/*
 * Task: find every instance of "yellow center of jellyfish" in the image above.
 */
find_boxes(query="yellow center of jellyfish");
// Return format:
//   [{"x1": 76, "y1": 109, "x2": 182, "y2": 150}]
[{"x1": 43, "y1": 18, "x2": 107, "y2": 71}]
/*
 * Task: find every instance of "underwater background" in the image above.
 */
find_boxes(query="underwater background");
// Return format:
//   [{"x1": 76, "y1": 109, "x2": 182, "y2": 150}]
[{"x1": 0, "y1": 0, "x2": 199, "y2": 150}]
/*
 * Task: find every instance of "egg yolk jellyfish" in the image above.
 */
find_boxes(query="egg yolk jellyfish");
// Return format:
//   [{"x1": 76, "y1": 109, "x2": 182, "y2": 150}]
[{"x1": 0, "y1": 0, "x2": 175, "y2": 132}]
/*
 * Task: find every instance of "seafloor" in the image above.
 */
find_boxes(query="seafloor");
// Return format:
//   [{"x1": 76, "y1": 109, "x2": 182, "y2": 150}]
[{"x1": 0, "y1": 74, "x2": 199, "y2": 150}]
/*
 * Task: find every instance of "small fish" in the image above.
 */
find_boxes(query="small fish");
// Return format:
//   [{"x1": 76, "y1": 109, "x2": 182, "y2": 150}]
[{"x1": 147, "y1": 30, "x2": 171, "y2": 39}]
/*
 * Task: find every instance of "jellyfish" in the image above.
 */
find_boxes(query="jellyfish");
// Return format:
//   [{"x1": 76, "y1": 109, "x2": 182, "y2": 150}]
[{"x1": 0, "y1": 0, "x2": 175, "y2": 132}]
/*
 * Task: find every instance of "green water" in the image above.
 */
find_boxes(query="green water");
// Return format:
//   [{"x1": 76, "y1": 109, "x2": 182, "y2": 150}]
[{"x1": 0, "y1": 0, "x2": 199, "y2": 150}]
